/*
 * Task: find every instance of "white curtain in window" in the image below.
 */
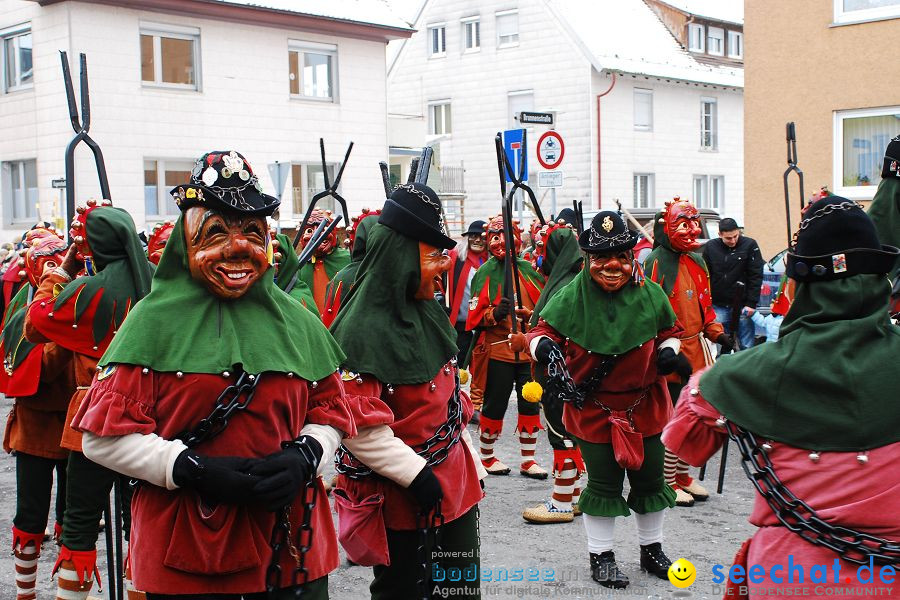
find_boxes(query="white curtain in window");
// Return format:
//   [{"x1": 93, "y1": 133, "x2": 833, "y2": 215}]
[{"x1": 841, "y1": 113, "x2": 900, "y2": 187}]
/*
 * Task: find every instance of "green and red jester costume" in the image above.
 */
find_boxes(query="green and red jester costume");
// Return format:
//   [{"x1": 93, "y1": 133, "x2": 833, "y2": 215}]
[
  {"x1": 296, "y1": 209, "x2": 350, "y2": 317},
  {"x1": 72, "y1": 150, "x2": 355, "y2": 599},
  {"x1": 330, "y1": 183, "x2": 484, "y2": 600},
  {"x1": 25, "y1": 203, "x2": 153, "y2": 600},
  {"x1": 527, "y1": 212, "x2": 683, "y2": 589},
  {"x1": 465, "y1": 216, "x2": 545, "y2": 478},
  {"x1": 274, "y1": 232, "x2": 320, "y2": 317},
  {"x1": 322, "y1": 209, "x2": 380, "y2": 327},
  {"x1": 1, "y1": 228, "x2": 74, "y2": 600},
  {"x1": 643, "y1": 198, "x2": 726, "y2": 507}
]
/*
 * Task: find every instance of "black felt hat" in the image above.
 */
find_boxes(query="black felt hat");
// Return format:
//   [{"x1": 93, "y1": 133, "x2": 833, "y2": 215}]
[
  {"x1": 555, "y1": 208, "x2": 578, "y2": 226},
  {"x1": 881, "y1": 135, "x2": 900, "y2": 179},
  {"x1": 579, "y1": 211, "x2": 638, "y2": 254},
  {"x1": 463, "y1": 220, "x2": 487, "y2": 236},
  {"x1": 170, "y1": 150, "x2": 279, "y2": 217},
  {"x1": 379, "y1": 183, "x2": 456, "y2": 250},
  {"x1": 786, "y1": 196, "x2": 899, "y2": 282}
]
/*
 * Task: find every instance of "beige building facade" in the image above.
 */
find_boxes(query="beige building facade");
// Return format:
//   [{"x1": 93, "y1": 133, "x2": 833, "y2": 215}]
[{"x1": 745, "y1": 0, "x2": 900, "y2": 256}]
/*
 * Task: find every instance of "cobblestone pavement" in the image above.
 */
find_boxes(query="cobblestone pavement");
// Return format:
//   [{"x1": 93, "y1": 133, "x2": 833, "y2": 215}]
[{"x1": 0, "y1": 394, "x2": 755, "y2": 599}]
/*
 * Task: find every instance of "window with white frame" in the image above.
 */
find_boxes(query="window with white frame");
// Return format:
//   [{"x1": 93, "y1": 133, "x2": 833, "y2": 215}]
[
  {"x1": 2, "y1": 159, "x2": 38, "y2": 225},
  {"x1": 834, "y1": 106, "x2": 900, "y2": 197},
  {"x1": 727, "y1": 31, "x2": 743, "y2": 59},
  {"x1": 710, "y1": 175, "x2": 724, "y2": 210},
  {"x1": 496, "y1": 10, "x2": 519, "y2": 47},
  {"x1": 2, "y1": 25, "x2": 32, "y2": 93},
  {"x1": 428, "y1": 24, "x2": 446, "y2": 57},
  {"x1": 291, "y1": 163, "x2": 337, "y2": 215},
  {"x1": 429, "y1": 101, "x2": 452, "y2": 135},
  {"x1": 140, "y1": 24, "x2": 200, "y2": 89},
  {"x1": 634, "y1": 89, "x2": 653, "y2": 131},
  {"x1": 462, "y1": 17, "x2": 480, "y2": 52},
  {"x1": 144, "y1": 159, "x2": 193, "y2": 218},
  {"x1": 701, "y1": 98, "x2": 718, "y2": 150},
  {"x1": 834, "y1": 0, "x2": 900, "y2": 23},
  {"x1": 707, "y1": 26, "x2": 725, "y2": 56},
  {"x1": 633, "y1": 173, "x2": 654, "y2": 208},
  {"x1": 508, "y1": 90, "x2": 534, "y2": 129},
  {"x1": 693, "y1": 175, "x2": 708, "y2": 208},
  {"x1": 688, "y1": 23, "x2": 705, "y2": 52},
  {"x1": 289, "y1": 41, "x2": 337, "y2": 101}
]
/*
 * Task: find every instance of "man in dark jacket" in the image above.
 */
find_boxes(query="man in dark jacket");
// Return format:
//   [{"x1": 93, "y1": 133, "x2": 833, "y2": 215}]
[{"x1": 702, "y1": 218, "x2": 764, "y2": 350}]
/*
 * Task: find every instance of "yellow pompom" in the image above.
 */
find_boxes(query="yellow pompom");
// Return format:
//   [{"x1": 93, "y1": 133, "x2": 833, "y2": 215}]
[
  {"x1": 459, "y1": 369, "x2": 470, "y2": 385},
  {"x1": 522, "y1": 380, "x2": 543, "y2": 403}
]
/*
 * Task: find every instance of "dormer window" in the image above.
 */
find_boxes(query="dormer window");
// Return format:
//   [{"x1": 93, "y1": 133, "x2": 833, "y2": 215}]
[
  {"x1": 727, "y1": 31, "x2": 743, "y2": 59},
  {"x1": 688, "y1": 23, "x2": 704, "y2": 52},
  {"x1": 706, "y1": 26, "x2": 724, "y2": 56}
]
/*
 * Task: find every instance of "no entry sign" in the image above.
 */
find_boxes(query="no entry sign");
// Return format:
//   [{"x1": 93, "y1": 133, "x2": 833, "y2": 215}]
[{"x1": 537, "y1": 131, "x2": 564, "y2": 170}]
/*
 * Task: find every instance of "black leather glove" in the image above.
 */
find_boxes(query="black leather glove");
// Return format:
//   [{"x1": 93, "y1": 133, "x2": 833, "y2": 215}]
[
  {"x1": 533, "y1": 337, "x2": 562, "y2": 364},
  {"x1": 656, "y1": 348, "x2": 679, "y2": 375},
  {"x1": 717, "y1": 333, "x2": 734, "y2": 353},
  {"x1": 674, "y1": 353, "x2": 693, "y2": 380},
  {"x1": 249, "y1": 436, "x2": 323, "y2": 511},
  {"x1": 493, "y1": 297, "x2": 512, "y2": 321},
  {"x1": 172, "y1": 451, "x2": 263, "y2": 506},
  {"x1": 407, "y1": 466, "x2": 443, "y2": 511}
]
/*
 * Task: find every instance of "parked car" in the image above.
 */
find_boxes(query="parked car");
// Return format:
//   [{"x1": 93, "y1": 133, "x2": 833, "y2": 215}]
[{"x1": 756, "y1": 248, "x2": 788, "y2": 317}]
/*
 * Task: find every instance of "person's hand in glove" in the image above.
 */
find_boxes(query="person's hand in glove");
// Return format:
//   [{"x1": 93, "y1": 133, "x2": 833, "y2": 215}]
[
  {"x1": 407, "y1": 466, "x2": 443, "y2": 511},
  {"x1": 656, "y1": 348, "x2": 679, "y2": 376},
  {"x1": 717, "y1": 333, "x2": 734, "y2": 353},
  {"x1": 249, "y1": 436, "x2": 323, "y2": 511},
  {"x1": 533, "y1": 337, "x2": 563, "y2": 364},
  {"x1": 492, "y1": 297, "x2": 512, "y2": 322},
  {"x1": 172, "y1": 451, "x2": 263, "y2": 506},
  {"x1": 507, "y1": 332, "x2": 527, "y2": 353}
]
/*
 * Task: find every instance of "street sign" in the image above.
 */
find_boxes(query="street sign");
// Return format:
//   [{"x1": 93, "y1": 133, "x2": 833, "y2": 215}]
[
  {"x1": 537, "y1": 131, "x2": 565, "y2": 170},
  {"x1": 538, "y1": 171, "x2": 563, "y2": 188},
  {"x1": 519, "y1": 111, "x2": 554, "y2": 125},
  {"x1": 502, "y1": 128, "x2": 528, "y2": 183},
  {"x1": 51, "y1": 178, "x2": 66, "y2": 189},
  {"x1": 267, "y1": 161, "x2": 290, "y2": 200}
]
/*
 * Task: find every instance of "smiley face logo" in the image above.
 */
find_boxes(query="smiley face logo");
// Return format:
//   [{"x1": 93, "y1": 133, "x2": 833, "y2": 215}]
[{"x1": 668, "y1": 558, "x2": 696, "y2": 588}]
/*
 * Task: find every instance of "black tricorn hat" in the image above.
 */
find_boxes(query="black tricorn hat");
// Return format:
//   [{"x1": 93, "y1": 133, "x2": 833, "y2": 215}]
[
  {"x1": 881, "y1": 135, "x2": 900, "y2": 179},
  {"x1": 463, "y1": 220, "x2": 487, "y2": 236},
  {"x1": 786, "y1": 196, "x2": 899, "y2": 282},
  {"x1": 579, "y1": 211, "x2": 638, "y2": 254},
  {"x1": 379, "y1": 183, "x2": 456, "y2": 250},
  {"x1": 170, "y1": 150, "x2": 279, "y2": 217}
]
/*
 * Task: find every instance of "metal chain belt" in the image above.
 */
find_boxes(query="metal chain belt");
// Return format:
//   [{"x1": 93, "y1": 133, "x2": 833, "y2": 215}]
[
  {"x1": 266, "y1": 478, "x2": 318, "y2": 597},
  {"x1": 790, "y1": 201, "x2": 862, "y2": 250},
  {"x1": 334, "y1": 373, "x2": 464, "y2": 479},
  {"x1": 727, "y1": 421, "x2": 900, "y2": 565},
  {"x1": 176, "y1": 370, "x2": 262, "y2": 449},
  {"x1": 544, "y1": 346, "x2": 617, "y2": 411},
  {"x1": 416, "y1": 501, "x2": 445, "y2": 600}
]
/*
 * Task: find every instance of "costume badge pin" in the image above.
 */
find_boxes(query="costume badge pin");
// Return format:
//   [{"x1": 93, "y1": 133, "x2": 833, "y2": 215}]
[
  {"x1": 601, "y1": 215, "x2": 614, "y2": 233},
  {"x1": 685, "y1": 289, "x2": 694, "y2": 300},
  {"x1": 340, "y1": 370, "x2": 360, "y2": 382},
  {"x1": 97, "y1": 364, "x2": 117, "y2": 381},
  {"x1": 201, "y1": 167, "x2": 218, "y2": 187},
  {"x1": 832, "y1": 253, "x2": 847, "y2": 273},
  {"x1": 469, "y1": 297, "x2": 479, "y2": 310}
]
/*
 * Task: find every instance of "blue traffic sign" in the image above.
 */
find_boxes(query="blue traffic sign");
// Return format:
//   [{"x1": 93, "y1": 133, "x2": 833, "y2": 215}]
[{"x1": 502, "y1": 128, "x2": 528, "y2": 183}]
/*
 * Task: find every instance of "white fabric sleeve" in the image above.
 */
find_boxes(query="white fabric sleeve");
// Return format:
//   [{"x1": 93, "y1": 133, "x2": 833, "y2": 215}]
[
  {"x1": 529, "y1": 335, "x2": 550, "y2": 358},
  {"x1": 81, "y1": 432, "x2": 187, "y2": 491},
  {"x1": 299, "y1": 423, "x2": 344, "y2": 476},
  {"x1": 342, "y1": 425, "x2": 427, "y2": 488},
  {"x1": 658, "y1": 337, "x2": 681, "y2": 354},
  {"x1": 461, "y1": 427, "x2": 487, "y2": 480}
]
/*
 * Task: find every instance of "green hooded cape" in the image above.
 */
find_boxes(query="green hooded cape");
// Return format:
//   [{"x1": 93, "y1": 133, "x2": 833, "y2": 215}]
[
  {"x1": 99, "y1": 216, "x2": 344, "y2": 380},
  {"x1": 539, "y1": 270, "x2": 676, "y2": 354},
  {"x1": 530, "y1": 227, "x2": 583, "y2": 327},
  {"x1": 700, "y1": 274, "x2": 900, "y2": 451},
  {"x1": 329, "y1": 223, "x2": 458, "y2": 385},
  {"x1": 643, "y1": 212, "x2": 706, "y2": 296},
  {"x1": 868, "y1": 177, "x2": 900, "y2": 277},
  {"x1": 54, "y1": 207, "x2": 154, "y2": 345},
  {"x1": 274, "y1": 233, "x2": 319, "y2": 317},
  {"x1": 2, "y1": 285, "x2": 36, "y2": 371}
]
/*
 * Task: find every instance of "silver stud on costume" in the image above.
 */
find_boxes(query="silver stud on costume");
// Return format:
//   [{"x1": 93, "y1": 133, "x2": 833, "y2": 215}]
[
  {"x1": 715, "y1": 417, "x2": 726, "y2": 428},
  {"x1": 223, "y1": 371, "x2": 230, "y2": 378},
  {"x1": 857, "y1": 453, "x2": 869, "y2": 465},
  {"x1": 72, "y1": 324, "x2": 77, "y2": 329},
  {"x1": 387, "y1": 384, "x2": 394, "y2": 395},
  {"x1": 248, "y1": 375, "x2": 256, "y2": 381},
  {"x1": 690, "y1": 388, "x2": 699, "y2": 396},
  {"x1": 311, "y1": 381, "x2": 318, "y2": 388},
  {"x1": 430, "y1": 382, "x2": 436, "y2": 391},
  {"x1": 287, "y1": 372, "x2": 294, "y2": 378},
  {"x1": 762, "y1": 442, "x2": 773, "y2": 451},
  {"x1": 142, "y1": 368, "x2": 149, "y2": 375},
  {"x1": 809, "y1": 452, "x2": 820, "y2": 463},
  {"x1": 176, "y1": 371, "x2": 184, "y2": 378}
]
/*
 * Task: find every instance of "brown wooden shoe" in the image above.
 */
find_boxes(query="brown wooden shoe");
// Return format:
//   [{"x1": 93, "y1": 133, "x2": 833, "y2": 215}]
[{"x1": 522, "y1": 501, "x2": 574, "y2": 524}]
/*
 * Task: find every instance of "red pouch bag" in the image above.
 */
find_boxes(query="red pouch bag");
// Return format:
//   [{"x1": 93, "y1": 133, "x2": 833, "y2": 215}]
[
  {"x1": 608, "y1": 412, "x2": 644, "y2": 470},
  {"x1": 333, "y1": 488, "x2": 390, "y2": 566}
]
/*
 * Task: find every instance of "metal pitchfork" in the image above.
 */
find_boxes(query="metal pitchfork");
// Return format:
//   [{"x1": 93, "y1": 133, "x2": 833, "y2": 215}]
[
  {"x1": 292, "y1": 138, "x2": 353, "y2": 249},
  {"x1": 60, "y1": 51, "x2": 111, "y2": 242},
  {"x1": 783, "y1": 122, "x2": 805, "y2": 248}
]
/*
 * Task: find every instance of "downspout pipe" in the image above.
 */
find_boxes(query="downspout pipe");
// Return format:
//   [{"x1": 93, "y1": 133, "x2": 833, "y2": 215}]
[{"x1": 596, "y1": 71, "x2": 617, "y2": 209}]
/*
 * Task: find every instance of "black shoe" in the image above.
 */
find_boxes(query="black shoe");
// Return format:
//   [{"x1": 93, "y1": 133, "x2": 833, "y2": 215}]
[
  {"x1": 589, "y1": 551, "x2": 629, "y2": 589},
  {"x1": 640, "y1": 542, "x2": 672, "y2": 580}
]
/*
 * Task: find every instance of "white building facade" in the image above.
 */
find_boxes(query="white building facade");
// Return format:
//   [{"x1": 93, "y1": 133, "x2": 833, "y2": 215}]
[
  {"x1": 0, "y1": 0, "x2": 411, "y2": 239},
  {"x1": 387, "y1": 0, "x2": 744, "y2": 227}
]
